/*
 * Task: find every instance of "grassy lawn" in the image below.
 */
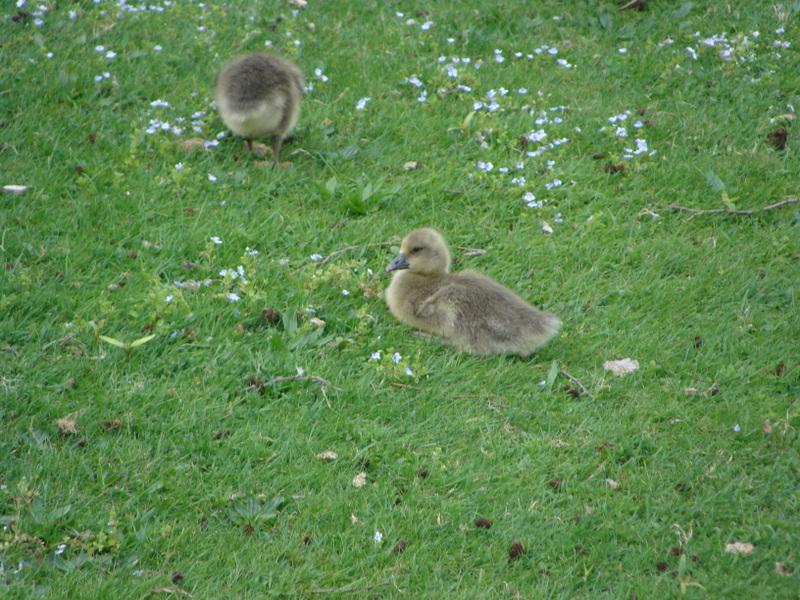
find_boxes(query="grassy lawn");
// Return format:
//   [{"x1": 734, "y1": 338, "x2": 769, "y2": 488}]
[{"x1": 2, "y1": 1, "x2": 799, "y2": 598}]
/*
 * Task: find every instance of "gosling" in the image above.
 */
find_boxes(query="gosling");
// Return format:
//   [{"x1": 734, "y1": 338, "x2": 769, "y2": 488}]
[
  {"x1": 385, "y1": 228, "x2": 560, "y2": 357},
  {"x1": 215, "y1": 52, "x2": 304, "y2": 165}
]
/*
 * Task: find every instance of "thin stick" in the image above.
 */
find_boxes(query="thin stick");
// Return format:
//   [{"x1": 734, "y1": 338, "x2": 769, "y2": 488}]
[
  {"x1": 668, "y1": 205, "x2": 754, "y2": 221},
  {"x1": 314, "y1": 242, "x2": 395, "y2": 267},
  {"x1": 559, "y1": 369, "x2": 594, "y2": 399},
  {"x1": 667, "y1": 197, "x2": 798, "y2": 221},
  {"x1": 291, "y1": 241, "x2": 395, "y2": 274},
  {"x1": 390, "y1": 382, "x2": 424, "y2": 391},
  {"x1": 761, "y1": 197, "x2": 798, "y2": 211},
  {"x1": 263, "y1": 375, "x2": 343, "y2": 391},
  {"x1": 309, "y1": 581, "x2": 391, "y2": 595},
  {"x1": 240, "y1": 376, "x2": 343, "y2": 393}
]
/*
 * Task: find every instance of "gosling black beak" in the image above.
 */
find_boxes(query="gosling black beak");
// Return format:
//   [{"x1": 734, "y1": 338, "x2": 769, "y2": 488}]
[{"x1": 386, "y1": 253, "x2": 410, "y2": 272}]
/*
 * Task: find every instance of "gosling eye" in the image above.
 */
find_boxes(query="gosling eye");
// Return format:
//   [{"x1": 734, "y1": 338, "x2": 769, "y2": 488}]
[{"x1": 410, "y1": 246, "x2": 423, "y2": 253}]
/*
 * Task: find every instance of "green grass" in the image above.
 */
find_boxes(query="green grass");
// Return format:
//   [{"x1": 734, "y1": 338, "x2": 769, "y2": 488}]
[{"x1": 2, "y1": 1, "x2": 799, "y2": 598}]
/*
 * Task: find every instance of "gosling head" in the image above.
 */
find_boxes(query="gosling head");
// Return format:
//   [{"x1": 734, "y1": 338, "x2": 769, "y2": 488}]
[{"x1": 386, "y1": 228, "x2": 451, "y2": 275}]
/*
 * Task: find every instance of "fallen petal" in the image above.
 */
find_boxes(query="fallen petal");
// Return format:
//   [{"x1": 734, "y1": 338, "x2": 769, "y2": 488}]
[
  {"x1": 2, "y1": 185, "x2": 32, "y2": 195},
  {"x1": 774, "y1": 561, "x2": 793, "y2": 575},
  {"x1": 603, "y1": 358, "x2": 640, "y2": 376},
  {"x1": 724, "y1": 542, "x2": 755, "y2": 556},
  {"x1": 317, "y1": 450, "x2": 338, "y2": 461}
]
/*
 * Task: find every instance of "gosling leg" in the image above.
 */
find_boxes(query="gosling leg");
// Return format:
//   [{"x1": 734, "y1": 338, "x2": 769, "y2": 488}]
[{"x1": 270, "y1": 134, "x2": 283, "y2": 167}]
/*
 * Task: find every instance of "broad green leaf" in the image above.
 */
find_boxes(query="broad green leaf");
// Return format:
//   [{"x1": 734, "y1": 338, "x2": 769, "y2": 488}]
[
  {"x1": 545, "y1": 360, "x2": 559, "y2": 392},
  {"x1": 99, "y1": 335, "x2": 126, "y2": 348},
  {"x1": 130, "y1": 334, "x2": 156, "y2": 347},
  {"x1": 705, "y1": 171, "x2": 725, "y2": 191}
]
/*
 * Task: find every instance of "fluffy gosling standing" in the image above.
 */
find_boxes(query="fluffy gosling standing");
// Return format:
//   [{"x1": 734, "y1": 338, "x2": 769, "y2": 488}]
[
  {"x1": 215, "y1": 53, "x2": 304, "y2": 165},
  {"x1": 385, "y1": 228, "x2": 560, "y2": 357}
]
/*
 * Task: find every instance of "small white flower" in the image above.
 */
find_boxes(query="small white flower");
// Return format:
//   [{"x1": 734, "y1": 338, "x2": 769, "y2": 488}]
[
  {"x1": 150, "y1": 99, "x2": 170, "y2": 107},
  {"x1": 342, "y1": 289, "x2": 349, "y2": 296},
  {"x1": 310, "y1": 253, "x2": 323, "y2": 261},
  {"x1": 355, "y1": 97, "x2": 371, "y2": 110},
  {"x1": 106, "y1": 50, "x2": 117, "y2": 59},
  {"x1": 618, "y1": 48, "x2": 627, "y2": 54},
  {"x1": 548, "y1": 47, "x2": 558, "y2": 55},
  {"x1": 226, "y1": 293, "x2": 241, "y2": 302},
  {"x1": 165, "y1": 295, "x2": 174, "y2": 303},
  {"x1": 686, "y1": 47, "x2": 698, "y2": 60},
  {"x1": 208, "y1": 173, "x2": 217, "y2": 182},
  {"x1": 374, "y1": 531, "x2": 383, "y2": 543},
  {"x1": 210, "y1": 236, "x2": 223, "y2": 244},
  {"x1": 733, "y1": 424, "x2": 741, "y2": 432},
  {"x1": 545, "y1": 179, "x2": 562, "y2": 190},
  {"x1": 54, "y1": 544, "x2": 67, "y2": 555},
  {"x1": 174, "y1": 163, "x2": 184, "y2": 171},
  {"x1": 370, "y1": 351, "x2": 381, "y2": 360},
  {"x1": 197, "y1": 26, "x2": 206, "y2": 32},
  {"x1": 246, "y1": 247, "x2": 259, "y2": 256},
  {"x1": 615, "y1": 126, "x2": 628, "y2": 137},
  {"x1": 518, "y1": 87, "x2": 527, "y2": 94},
  {"x1": 204, "y1": 140, "x2": 220, "y2": 148},
  {"x1": 391, "y1": 352, "x2": 402, "y2": 364},
  {"x1": 154, "y1": 45, "x2": 163, "y2": 51},
  {"x1": 405, "y1": 367, "x2": 414, "y2": 376},
  {"x1": 296, "y1": 366, "x2": 305, "y2": 376},
  {"x1": 528, "y1": 129, "x2": 547, "y2": 142},
  {"x1": 524, "y1": 192, "x2": 541, "y2": 208},
  {"x1": 421, "y1": 21, "x2": 433, "y2": 30},
  {"x1": 95, "y1": 45, "x2": 105, "y2": 52},
  {"x1": 418, "y1": 91, "x2": 428, "y2": 103}
]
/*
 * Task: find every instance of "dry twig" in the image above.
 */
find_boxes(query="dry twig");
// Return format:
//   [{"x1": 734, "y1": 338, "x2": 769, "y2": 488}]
[
  {"x1": 560, "y1": 369, "x2": 594, "y2": 399},
  {"x1": 389, "y1": 382, "x2": 424, "y2": 391},
  {"x1": 667, "y1": 197, "x2": 798, "y2": 221},
  {"x1": 240, "y1": 376, "x2": 343, "y2": 393},
  {"x1": 308, "y1": 581, "x2": 391, "y2": 595},
  {"x1": 313, "y1": 242, "x2": 394, "y2": 268}
]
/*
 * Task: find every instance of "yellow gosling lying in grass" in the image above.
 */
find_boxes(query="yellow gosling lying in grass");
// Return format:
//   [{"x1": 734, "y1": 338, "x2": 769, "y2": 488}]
[
  {"x1": 215, "y1": 52, "x2": 304, "y2": 166},
  {"x1": 385, "y1": 228, "x2": 560, "y2": 357}
]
